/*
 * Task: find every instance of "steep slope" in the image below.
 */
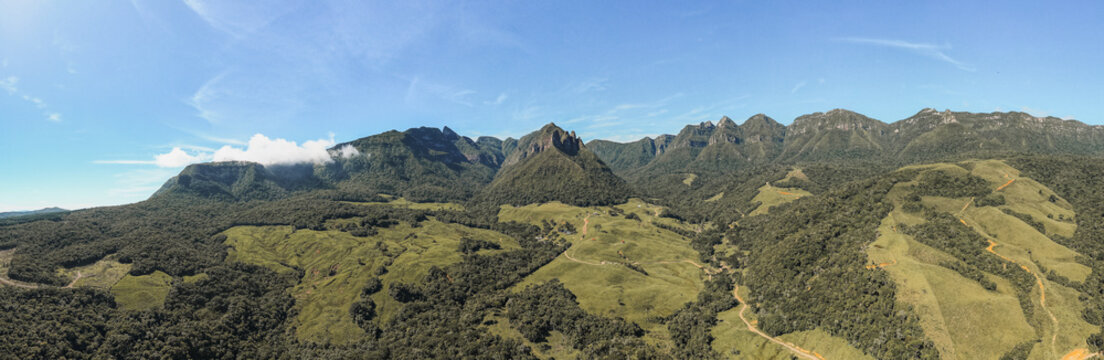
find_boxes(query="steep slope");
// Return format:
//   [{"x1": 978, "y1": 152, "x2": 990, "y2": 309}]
[
  {"x1": 891, "y1": 108, "x2": 1104, "y2": 161},
  {"x1": 155, "y1": 126, "x2": 504, "y2": 203},
  {"x1": 153, "y1": 161, "x2": 318, "y2": 201},
  {"x1": 480, "y1": 123, "x2": 632, "y2": 206},
  {"x1": 778, "y1": 109, "x2": 889, "y2": 162},
  {"x1": 587, "y1": 137, "x2": 660, "y2": 173},
  {"x1": 623, "y1": 115, "x2": 786, "y2": 180},
  {"x1": 324, "y1": 126, "x2": 503, "y2": 201}
]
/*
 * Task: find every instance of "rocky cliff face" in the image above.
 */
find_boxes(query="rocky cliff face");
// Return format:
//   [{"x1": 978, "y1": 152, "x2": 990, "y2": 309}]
[{"x1": 503, "y1": 123, "x2": 584, "y2": 167}]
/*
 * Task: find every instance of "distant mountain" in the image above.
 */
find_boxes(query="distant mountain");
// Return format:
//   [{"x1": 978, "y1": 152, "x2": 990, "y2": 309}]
[
  {"x1": 589, "y1": 109, "x2": 1104, "y2": 178},
  {"x1": 0, "y1": 207, "x2": 67, "y2": 219},
  {"x1": 154, "y1": 126, "x2": 506, "y2": 203},
  {"x1": 480, "y1": 123, "x2": 632, "y2": 206}
]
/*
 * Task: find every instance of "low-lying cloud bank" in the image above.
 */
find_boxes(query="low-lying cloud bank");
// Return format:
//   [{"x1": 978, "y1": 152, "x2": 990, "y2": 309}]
[
  {"x1": 97, "y1": 133, "x2": 359, "y2": 168},
  {"x1": 212, "y1": 134, "x2": 335, "y2": 165}
]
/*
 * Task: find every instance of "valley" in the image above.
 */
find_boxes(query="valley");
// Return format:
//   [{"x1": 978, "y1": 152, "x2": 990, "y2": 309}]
[{"x1": 4, "y1": 112, "x2": 1104, "y2": 359}]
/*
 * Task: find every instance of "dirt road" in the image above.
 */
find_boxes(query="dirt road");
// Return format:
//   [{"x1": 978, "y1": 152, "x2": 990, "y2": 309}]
[
  {"x1": 731, "y1": 282, "x2": 825, "y2": 360},
  {"x1": 984, "y1": 237, "x2": 1060, "y2": 347},
  {"x1": 64, "y1": 271, "x2": 85, "y2": 288},
  {"x1": 1062, "y1": 349, "x2": 1101, "y2": 360}
]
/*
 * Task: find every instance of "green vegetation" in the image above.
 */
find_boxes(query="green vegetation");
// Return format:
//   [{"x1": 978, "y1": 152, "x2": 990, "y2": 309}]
[
  {"x1": 223, "y1": 219, "x2": 517, "y2": 344},
  {"x1": 481, "y1": 124, "x2": 632, "y2": 206},
  {"x1": 748, "y1": 183, "x2": 812, "y2": 216},
  {"x1": 726, "y1": 170, "x2": 940, "y2": 359},
  {"x1": 57, "y1": 256, "x2": 131, "y2": 289},
  {"x1": 506, "y1": 199, "x2": 706, "y2": 339},
  {"x1": 11, "y1": 117, "x2": 1104, "y2": 358},
  {"x1": 111, "y1": 271, "x2": 172, "y2": 310}
]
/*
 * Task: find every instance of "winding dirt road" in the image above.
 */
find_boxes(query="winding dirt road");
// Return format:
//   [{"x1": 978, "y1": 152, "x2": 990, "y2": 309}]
[
  {"x1": 865, "y1": 259, "x2": 897, "y2": 270},
  {"x1": 984, "y1": 236, "x2": 1060, "y2": 347},
  {"x1": 0, "y1": 276, "x2": 38, "y2": 289},
  {"x1": 64, "y1": 271, "x2": 86, "y2": 288},
  {"x1": 1062, "y1": 349, "x2": 1102, "y2": 360},
  {"x1": 731, "y1": 282, "x2": 825, "y2": 360}
]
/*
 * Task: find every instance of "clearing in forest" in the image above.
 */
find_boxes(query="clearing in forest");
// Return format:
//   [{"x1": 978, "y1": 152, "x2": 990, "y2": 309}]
[
  {"x1": 868, "y1": 160, "x2": 1096, "y2": 360},
  {"x1": 222, "y1": 220, "x2": 518, "y2": 345},
  {"x1": 503, "y1": 199, "x2": 704, "y2": 339},
  {"x1": 749, "y1": 183, "x2": 812, "y2": 216}
]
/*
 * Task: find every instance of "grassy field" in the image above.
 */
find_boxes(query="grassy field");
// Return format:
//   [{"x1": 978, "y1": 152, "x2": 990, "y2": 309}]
[
  {"x1": 503, "y1": 199, "x2": 705, "y2": 337},
  {"x1": 711, "y1": 284, "x2": 873, "y2": 360},
  {"x1": 344, "y1": 197, "x2": 465, "y2": 211},
  {"x1": 223, "y1": 219, "x2": 517, "y2": 344},
  {"x1": 748, "y1": 183, "x2": 812, "y2": 216},
  {"x1": 56, "y1": 255, "x2": 131, "y2": 289},
  {"x1": 482, "y1": 313, "x2": 582, "y2": 360},
  {"x1": 866, "y1": 161, "x2": 1096, "y2": 360},
  {"x1": 111, "y1": 271, "x2": 172, "y2": 310},
  {"x1": 683, "y1": 173, "x2": 697, "y2": 186}
]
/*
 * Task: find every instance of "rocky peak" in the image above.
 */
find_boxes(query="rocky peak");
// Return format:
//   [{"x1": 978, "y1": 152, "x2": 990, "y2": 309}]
[
  {"x1": 502, "y1": 123, "x2": 584, "y2": 167},
  {"x1": 716, "y1": 116, "x2": 737, "y2": 128}
]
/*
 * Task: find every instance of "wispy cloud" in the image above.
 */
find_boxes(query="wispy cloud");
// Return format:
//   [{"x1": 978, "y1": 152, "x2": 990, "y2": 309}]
[
  {"x1": 664, "y1": 95, "x2": 750, "y2": 125},
  {"x1": 571, "y1": 78, "x2": 609, "y2": 93},
  {"x1": 1, "y1": 75, "x2": 63, "y2": 122},
  {"x1": 484, "y1": 93, "x2": 508, "y2": 105},
  {"x1": 837, "y1": 37, "x2": 975, "y2": 71},
  {"x1": 182, "y1": 0, "x2": 303, "y2": 38},
  {"x1": 791, "y1": 81, "x2": 807, "y2": 94},
  {"x1": 1021, "y1": 106, "x2": 1049, "y2": 117},
  {"x1": 187, "y1": 71, "x2": 305, "y2": 125},
  {"x1": 106, "y1": 168, "x2": 180, "y2": 200},
  {"x1": 564, "y1": 93, "x2": 685, "y2": 129},
  {"x1": 404, "y1": 76, "x2": 476, "y2": 107}
]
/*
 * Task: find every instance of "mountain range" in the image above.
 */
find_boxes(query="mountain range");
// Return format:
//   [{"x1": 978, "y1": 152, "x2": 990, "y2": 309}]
[
  {"x1": 3, "y1": 108, "x2": 1104, "y2": 360},
  {"x1": 153, "y1": 108, "x2": 1104, "y2": 206}
]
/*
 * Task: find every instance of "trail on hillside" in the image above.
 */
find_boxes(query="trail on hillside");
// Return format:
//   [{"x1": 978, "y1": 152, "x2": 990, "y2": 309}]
[
  {"x1": 982, "y1": 236, "x2": 1060, "y2": 347},
  {"x1": 0, "y1": 276, "x2": 39, "y2": 289},
  {"x1": 64, "y1": 271, "x2": 86, "y2": 288},
  {"x1": 865, "y1": 259, "x2": 897, "y2": 270},
  {"x1": 731, "y1": 282, "x2": 825, "y2": 360},
  {"x1": 1062, "y1": 348, "x2": 1101, "y2": 360},
  {"x1": 957, "y1": 174, "x2": 1073, "y2": 354},
  {"x1": 0, "y1": 249, "x2": 40, "y2": 289}
]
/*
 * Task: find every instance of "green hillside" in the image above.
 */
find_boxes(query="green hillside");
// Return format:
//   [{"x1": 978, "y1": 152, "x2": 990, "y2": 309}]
[{"x1": 5, "y1": 117, "x2": 1104, "y2": 359}]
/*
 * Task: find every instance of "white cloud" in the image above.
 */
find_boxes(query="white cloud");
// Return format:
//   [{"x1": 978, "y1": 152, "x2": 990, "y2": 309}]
[
  {"x1": 213, "y1": 133, "x2": 335, "y2": 165},
  {"x1": 155, "y1": 147, "x2": 210, "y2": 167},
  {"x1": 94, "y1": 147, "x2": 211, "y2": 168},
  {"x1": 47, "y1": 113, "x2": 61, "y2": 122},
  {"x1": 337, "y1": 144, "x2": 361, "y2": 158},
  {"x1": 791, "y1": 81, "x2": 807, "y2": 94},
  {"x1": 95, "y1": 133, "x2": 339, "y2": 168},
  {"x1": 838, "y1": 37, "x2": 975, "y2": 71}
]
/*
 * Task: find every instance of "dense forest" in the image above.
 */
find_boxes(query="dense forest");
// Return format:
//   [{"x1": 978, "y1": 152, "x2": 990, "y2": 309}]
[{"x1": 5, "y1": 116, "x2": 1104, "y2": 358}]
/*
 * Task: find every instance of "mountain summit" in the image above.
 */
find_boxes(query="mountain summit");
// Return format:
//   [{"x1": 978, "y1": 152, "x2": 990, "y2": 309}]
[{"x1": 480, "y1": 123, "x2": 631, "y2": 206}]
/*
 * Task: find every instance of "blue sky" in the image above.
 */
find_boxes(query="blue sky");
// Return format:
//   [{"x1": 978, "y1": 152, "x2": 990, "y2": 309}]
[{"x1": 2, "y1": 0, "x2": 1103, "y2": 211}]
